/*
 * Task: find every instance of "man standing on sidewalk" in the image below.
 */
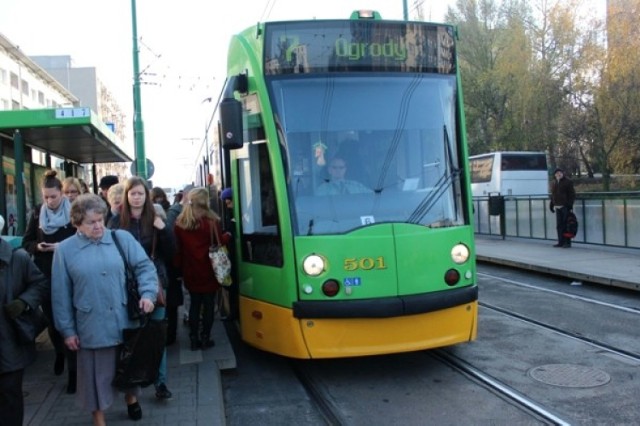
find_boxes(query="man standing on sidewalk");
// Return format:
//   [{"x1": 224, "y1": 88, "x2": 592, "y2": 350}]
[{"x1": 550, "y1": 167, "x2": 576, "y2": 248}]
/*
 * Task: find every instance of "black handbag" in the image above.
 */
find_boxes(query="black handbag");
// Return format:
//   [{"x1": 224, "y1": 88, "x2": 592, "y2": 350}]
[
  {"x1": 3, "y1": 248, "x2": 49, "y2": 345},
  {"x1": 111, "y1": 231, "x2": 143, "y2": 321},
  {"x1": 8, "y1": 306, "x2": 49, "y2": 345},
  {"x1": 112, "y1": 316, "x2": 167, "y2": 390}
]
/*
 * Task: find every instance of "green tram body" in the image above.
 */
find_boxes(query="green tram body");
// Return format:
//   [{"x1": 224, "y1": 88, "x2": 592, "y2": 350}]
[{"x1": 217, "y1": 11, "x2": 477, "y2": 358}]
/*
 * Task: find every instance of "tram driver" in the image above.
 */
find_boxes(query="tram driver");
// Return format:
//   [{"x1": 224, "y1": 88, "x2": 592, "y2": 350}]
[{"x1": 316, "y1": 156, "x2": 372, "y2": 196}]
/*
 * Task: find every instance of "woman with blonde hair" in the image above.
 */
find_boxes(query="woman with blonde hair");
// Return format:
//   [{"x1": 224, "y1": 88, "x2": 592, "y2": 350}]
[
  {"x1": 62, "y1": 177, "x2": 82, "y2": 203},
  {"x1": 174, "y1": 187, "x2": 230, "y2": 350},
  {"x1": 106, "y1": 183, "x2": 125, "y2": 218}
]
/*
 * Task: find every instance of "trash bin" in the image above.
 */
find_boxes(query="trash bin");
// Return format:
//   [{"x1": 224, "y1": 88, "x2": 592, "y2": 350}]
[{"x1": 488, "y1": 195, "x2": 504, "y2": 216}]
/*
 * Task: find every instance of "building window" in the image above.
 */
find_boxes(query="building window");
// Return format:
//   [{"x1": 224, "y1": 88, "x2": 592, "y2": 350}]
[
  {"x1": 10, "y1": 72, "x2": 19, "y2": 89},
  {"x1": 12, "y1": 100, "x2": 20, "y2": 110},
  {"x1": 38, "y1": 91, "x2": 45, "y2": 104},
  {"x1": 21, "y1": 79, "x2": 29, "y2": 96},
  {"x1": 0, "y1": 69, "x2": 6, "y2": 85}
]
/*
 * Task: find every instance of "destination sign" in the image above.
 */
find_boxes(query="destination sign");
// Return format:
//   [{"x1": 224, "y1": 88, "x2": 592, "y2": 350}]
[{"x1": 264, "y1": 20, "x2": 455, "y2": 75}]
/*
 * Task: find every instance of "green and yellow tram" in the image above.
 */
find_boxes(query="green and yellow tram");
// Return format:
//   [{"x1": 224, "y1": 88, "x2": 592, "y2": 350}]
[{"x1": 216, "y1": 10, "x2": 477, "y2": 358}]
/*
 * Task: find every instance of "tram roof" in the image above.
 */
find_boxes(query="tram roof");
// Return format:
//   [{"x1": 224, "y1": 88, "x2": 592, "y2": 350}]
[{"x1": 0, "y1": 108, "x2": 133, "y2": 163}]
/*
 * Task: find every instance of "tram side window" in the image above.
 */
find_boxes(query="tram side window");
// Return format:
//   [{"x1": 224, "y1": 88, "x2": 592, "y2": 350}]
[{"x1": 238, "y1": 140, "x2": 283, "y2": 267}]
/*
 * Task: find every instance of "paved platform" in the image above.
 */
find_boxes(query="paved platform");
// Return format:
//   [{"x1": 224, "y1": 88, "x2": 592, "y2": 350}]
[
  {"x1": 475, "y1": 235, "x2": 640, "y2": 291},
  {"x1": 23, "y1": 306, "x2": 235, "y2": 426},
  {"x1": 19, "y1": 237, "x2": 640, "y2": 425}
]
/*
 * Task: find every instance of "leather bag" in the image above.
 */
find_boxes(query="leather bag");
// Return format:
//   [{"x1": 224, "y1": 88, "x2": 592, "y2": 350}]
[
  {"x1": 112, "y1": 231, "x2": 143, "y2": 321},
  {"x1": 112, "y1": 316, "x2": 167, "y2": 390},
  {"x1": 3, "y1": 249, "x2": 49, "y2": 345},
  {"x1": 7, "y1": 306, "x2": 49, "y2": 345},
  {"x1": 150, "y1": 230, "x2": 167, "y2": 307}
]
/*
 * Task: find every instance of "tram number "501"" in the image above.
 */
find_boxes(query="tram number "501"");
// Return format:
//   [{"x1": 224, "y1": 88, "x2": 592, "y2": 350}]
[{"x1": 344, "y1": 257, "x2": 387, "y2": 271}]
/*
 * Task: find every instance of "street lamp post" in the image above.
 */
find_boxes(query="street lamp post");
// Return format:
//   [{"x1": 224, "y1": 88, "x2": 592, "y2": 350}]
[{"x1": 131, "y1": 0, "x2": 147, "y2": 180}]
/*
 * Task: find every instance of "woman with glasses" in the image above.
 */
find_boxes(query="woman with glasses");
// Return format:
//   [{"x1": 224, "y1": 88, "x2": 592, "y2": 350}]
[
  {"x1": 22, "y1": 170, "x2": 78, "y2": 393},
  {"x1": 62, "y1": 177, "x2": 83, "y2": 203}
]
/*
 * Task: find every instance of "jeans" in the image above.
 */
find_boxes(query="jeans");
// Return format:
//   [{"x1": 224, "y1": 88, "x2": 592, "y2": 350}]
[
  {"x1": 555, "y1": 206, "x2": 571, "y2": 245},
  {"x1": 150, "y1": 306, "x2": 167, "y2": 387}
]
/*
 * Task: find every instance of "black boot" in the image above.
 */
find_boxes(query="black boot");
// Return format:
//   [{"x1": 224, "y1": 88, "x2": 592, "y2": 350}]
[
  {"x1": 66, "y1": 370, "x2": 77, "y2": 394},
  {"x1": 200, "y1": 335, "x2": 215, "y2": 349},
  {"x1": 190, "y1": 336, "x2": 200, "y2": 351},
  {"x1": 54, "y1": 353, "x2": 64, "y2": 376}
]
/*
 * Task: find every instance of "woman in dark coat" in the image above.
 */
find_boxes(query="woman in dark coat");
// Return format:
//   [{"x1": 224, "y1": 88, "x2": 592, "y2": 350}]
[
  {"x1": 0, "y1": 215, "x2": 49, "y2": 426},
  {"x1": 21, "y1": 170, "x2": 77, "y2": 393}
]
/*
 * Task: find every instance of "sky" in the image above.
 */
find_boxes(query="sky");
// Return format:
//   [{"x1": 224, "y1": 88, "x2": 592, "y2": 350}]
[{"x1": 0, "y1": 0, "x2": 605, "y2": 189}]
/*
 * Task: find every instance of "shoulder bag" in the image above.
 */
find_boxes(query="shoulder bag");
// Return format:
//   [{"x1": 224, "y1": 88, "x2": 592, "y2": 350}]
[
  {"x1": 112, "y1": 231, "x2": 143, "y2": 321},
  {"x1": 150, "y1": 230, "x2": 167, "y2": 307},
  {"x1": 3, "y1": 248, "x2": 49, "y2": 345},
  {"x1": 209, "y1": 219, "x2": 232, "y2": 287},
  {"x1": 112, "y1": 315, "x2": 167, "y2": 390}
]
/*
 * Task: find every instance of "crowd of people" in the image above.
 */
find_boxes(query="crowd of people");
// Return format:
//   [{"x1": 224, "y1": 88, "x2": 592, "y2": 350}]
[{"x1": 0, "y1": 172, "x2": 234, "y2": 426}]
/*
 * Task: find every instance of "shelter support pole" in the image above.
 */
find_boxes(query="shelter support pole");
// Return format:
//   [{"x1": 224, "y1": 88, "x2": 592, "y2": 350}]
[
  {"x1": 13, "y1": 130, "x2": 25, "y2": 235},
  {"x1": 0, "y1": 138, "x2": 5, "y2": 227}
]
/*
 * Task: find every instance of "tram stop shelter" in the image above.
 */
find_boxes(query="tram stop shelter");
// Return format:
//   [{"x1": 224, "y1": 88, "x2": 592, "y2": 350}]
[{"x1": 0, "y1": 107, "x2": 132, "y2": 237}]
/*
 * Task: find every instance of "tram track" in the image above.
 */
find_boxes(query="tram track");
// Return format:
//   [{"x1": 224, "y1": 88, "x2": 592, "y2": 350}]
[
  {"x1": 291, "y1": 360, "x2": 345, "y2": 426},
  {"x1": 478, "y1": 271, "x2": 640, "y2": 363},
  {"x1": 431, "y1": 350, "x2": 570, "y2": 426}
]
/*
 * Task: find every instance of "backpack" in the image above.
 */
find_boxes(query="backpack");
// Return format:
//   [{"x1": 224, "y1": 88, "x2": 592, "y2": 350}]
[{"x1": 563, "y1": 211, "x2": 579, "y2": 239}]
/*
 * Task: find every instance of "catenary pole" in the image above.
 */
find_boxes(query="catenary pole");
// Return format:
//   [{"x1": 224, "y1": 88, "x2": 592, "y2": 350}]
[{"x1": 131, "y1": 0, "x2": 147, "y2": 179}]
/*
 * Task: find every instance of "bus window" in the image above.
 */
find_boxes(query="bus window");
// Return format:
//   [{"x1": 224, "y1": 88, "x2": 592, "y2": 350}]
[{"x1": 470, "y1": 151, "x2": 548, "y2": 196}]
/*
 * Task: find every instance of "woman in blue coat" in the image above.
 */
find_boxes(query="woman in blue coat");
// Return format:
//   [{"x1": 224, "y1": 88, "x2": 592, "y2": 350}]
[{"x1": 52, "y1": 194, "x2": 157, "y2": 425}]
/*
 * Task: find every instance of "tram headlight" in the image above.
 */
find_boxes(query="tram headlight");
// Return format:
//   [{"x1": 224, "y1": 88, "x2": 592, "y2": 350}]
[
  {"x1": 303, "y1": 254, "x2": 325, "y2": 276},
  {"x1": 451, "y1": 243, "x2": 470, "y2": 264}
]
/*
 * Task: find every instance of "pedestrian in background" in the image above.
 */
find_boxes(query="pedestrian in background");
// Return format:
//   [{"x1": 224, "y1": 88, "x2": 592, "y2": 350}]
[
  {"x1": 62, "y1": 177, "x2": 83, "y2": 203},
  {"x1": 98, "y1": 175, "x2": 119, "y2": 224},
  {"x1": 550, "y1": 167, "x2": 576, "y2": 248},
  {"x1": 174, "y1": 187, "x2": 230, "y2": 350},
  {"x1": 52, "y1": 194, "x2": 157, "y2": 425},
  {"x1": 164, "y1": 185, "x2": 193, "y2": 345},
  {"x1": 151, "y1": 187, "x2": 171, "y2": 212},
  {"x1": 219, "y1": 188, "x2": 237, "y2": 320},
  {"x1": 21, "y1": 170, "x2": 77, "y2": 393},
  {"x1": 107, "y1": 183, "x2": 125, "y2": 218},
  {"x1": 0, "y1": 214, "x2": 49, "y2": 426},
  {"x1": 78, "y1": 178, "x2": 90, "y2": 194}
]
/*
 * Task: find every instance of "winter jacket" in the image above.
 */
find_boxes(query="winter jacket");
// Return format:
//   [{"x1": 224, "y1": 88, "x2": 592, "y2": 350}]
[
  {"x1": 0, "y1": 239, "x2": 49, "y2": 373},
  {"x1": 174, "y1": 218, "x2": 230, "y2": 294},
  {"x1": 51, "y1": 230, "x2": 157, "y2": 349},
  {"x1": 21, "y1": 204, "x2": 75, "y2": 278},
  {"x1": 550, "y1": 177, "x2": 576, "y2": 208}
]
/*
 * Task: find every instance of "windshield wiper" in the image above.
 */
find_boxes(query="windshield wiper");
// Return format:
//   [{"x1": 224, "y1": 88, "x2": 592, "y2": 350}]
[{"x1": 407, "y1": 125, "x2": 460, "y2": 224}]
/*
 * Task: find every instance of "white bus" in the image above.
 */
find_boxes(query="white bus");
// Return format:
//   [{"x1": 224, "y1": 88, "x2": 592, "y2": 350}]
[{"x1": 469, "y1": 151, "x2": 549, "y2": 197}]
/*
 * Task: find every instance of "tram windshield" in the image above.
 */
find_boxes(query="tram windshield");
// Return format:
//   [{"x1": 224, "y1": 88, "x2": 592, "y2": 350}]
[{"x1": 269, "y1": 74, "x2": 465, "y2": 235}]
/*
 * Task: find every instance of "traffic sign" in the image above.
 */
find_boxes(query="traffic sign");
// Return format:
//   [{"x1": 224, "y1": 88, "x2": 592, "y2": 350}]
[{"x1": 130, "y1": 158, "x2": 155, "y2": 179}]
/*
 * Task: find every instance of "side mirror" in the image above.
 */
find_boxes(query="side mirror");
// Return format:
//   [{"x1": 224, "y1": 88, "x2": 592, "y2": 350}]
[{"x1": 219, "y1": 98, "x2": 243, "y2": 150}]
